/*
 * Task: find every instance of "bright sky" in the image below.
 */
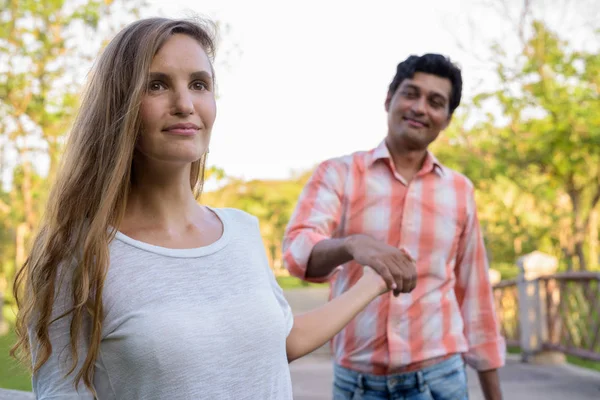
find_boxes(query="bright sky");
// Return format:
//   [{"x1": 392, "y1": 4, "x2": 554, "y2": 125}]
[
  {"x1": 141, "y1": 0, "x2": 504, "y2": 180},
  {"x1": 1, "y1": 0, "x2": 595, "y2": 188},
  {"x1": 139, "y1": 0, "x2": 595, "y2": 182}
]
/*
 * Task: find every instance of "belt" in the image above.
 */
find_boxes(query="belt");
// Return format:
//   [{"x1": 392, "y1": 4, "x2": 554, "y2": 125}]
[{"x1": 387, "y1": 353, "x2": 458, "y2": 374}]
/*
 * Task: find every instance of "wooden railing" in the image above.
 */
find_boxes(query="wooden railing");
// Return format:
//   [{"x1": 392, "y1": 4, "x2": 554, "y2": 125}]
[
  {"x1": 493, "y1": 279, "x2": 520, "y2": 347},
  {"x1": 539, "y1": 272, "x2": 600, "y2": 361},
  {"x1": 493, "y1": 272, "x2": 600, "y2": 362}
]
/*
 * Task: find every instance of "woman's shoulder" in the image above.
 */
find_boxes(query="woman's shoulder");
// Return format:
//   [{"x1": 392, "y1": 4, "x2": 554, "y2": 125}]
[{"x1": 211, "y1": 207, "x2": 260, "y2": 227}]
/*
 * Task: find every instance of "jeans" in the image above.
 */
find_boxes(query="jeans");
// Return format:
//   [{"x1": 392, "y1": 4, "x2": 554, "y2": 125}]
[{"x1": 332, "y1": 354, "x2": 469, "y2": 400}]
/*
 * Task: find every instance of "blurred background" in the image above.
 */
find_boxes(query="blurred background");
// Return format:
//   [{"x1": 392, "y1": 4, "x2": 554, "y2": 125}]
[{"x1": 0, "y1": 0, "x2": 598, "y2": 394}]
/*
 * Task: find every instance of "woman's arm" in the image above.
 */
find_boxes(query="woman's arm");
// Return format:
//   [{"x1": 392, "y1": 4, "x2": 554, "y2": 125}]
[
  {"x1": 29, "y1": 271, "x2": 95, "y2": 399},
  {"x1": 285, "y1": 266, "x2": 387, "y2": 362}
]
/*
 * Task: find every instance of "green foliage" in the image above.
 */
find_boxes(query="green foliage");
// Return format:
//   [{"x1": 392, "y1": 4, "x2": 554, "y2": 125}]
[
  {"x1": 0, "y1": 326, "x2": 31, "y2": 390},
  {"x1": 435, "y1": 20, "x2": 600, "y2": 270},
  {"x1": 275, "y1": 276, "x2": 326, "y2": 290},
  {"x1": 203, "y1": 172, "x2": 312, "y2": 270},
  {"x1": 0, "y1": 0, "x2": 144, "y2": 330}
]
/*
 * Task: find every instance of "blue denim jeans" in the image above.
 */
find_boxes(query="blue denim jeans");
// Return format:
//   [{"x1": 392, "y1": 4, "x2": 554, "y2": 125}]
[{"x1": 333, "y1": 354, "x2": 468, "y2": 400}]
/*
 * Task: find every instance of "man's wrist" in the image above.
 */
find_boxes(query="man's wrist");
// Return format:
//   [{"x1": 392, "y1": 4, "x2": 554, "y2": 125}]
[
  {"x1": 342, "y1": 235, "x2": 357, "y2": 258},
  {"x1": 343, "y1": 234, "x2": 365, "y2": 259}
]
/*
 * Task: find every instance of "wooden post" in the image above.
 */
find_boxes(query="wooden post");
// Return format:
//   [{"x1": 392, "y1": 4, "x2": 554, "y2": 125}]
[{"x1": 516, "y1": 251, "x2": 565, "y2": 364}]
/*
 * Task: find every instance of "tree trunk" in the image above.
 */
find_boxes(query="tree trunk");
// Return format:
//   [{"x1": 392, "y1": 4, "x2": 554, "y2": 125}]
[
  {"x1": 15, "y1": 222, "x2": 30, "y2": 271},
  {"x1": 514, "y1": 236, "x2": 523, "y2": 256},
  {"x1": 559, "y1": 216, "x2": 574, "y2": 271},
  {"x1": 47, "y1": 140, "x2": 62, "y2": 184},
  {"x1": 21, "y1": 160, "x2": 36, "y2": 228},
  {"x1": 575, "y1": 241, "x2": 587, "y2": 271},
  {"x1": 567, "y1": 186, "x2": 589, "y2": 270},
  {"x1": 561, "y1": 247, "x2": 574, "y2": 271},
  {"x1": 589, "y1": 208, "x2": 599, "y2": 269}
]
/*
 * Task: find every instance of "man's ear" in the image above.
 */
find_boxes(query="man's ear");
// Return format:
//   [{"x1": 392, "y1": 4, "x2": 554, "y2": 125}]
[
  {"x1": 442, "y1": 114, "x2": 453, "y2": 130},
  {"x1": 384, "y1": 91, "x2": 393, "y2": 112}
]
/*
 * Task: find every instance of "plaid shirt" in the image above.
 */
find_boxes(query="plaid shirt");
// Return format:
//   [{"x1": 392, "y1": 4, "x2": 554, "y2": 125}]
[{"x1": 283, "y1": 140, "x2": 505, "y2": 374}]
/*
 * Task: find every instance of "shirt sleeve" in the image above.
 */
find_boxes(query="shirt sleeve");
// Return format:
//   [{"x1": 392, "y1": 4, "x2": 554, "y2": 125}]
[
  {"x1": 454, "y1": 186, "x2": 506, "y2": 371},
  {"x1": 282, "y1": 159, "x2": 347, "y2": 282},
  {"x1": 30, "y1": 268, "x2": 95, "y2": 399}
]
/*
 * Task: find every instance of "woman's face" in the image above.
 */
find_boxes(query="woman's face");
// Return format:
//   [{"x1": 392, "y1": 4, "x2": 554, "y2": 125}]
[{"x1": 137, "y1": 33, "x2": 216, "y2": 166}]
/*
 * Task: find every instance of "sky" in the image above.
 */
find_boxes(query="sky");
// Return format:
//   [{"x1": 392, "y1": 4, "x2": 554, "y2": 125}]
[
  {"x1": 136, "y1": 0, "x2": 596, "y2": 182},
  {"x1": 141, "y1": 0, "x2": 505, "y2": 180},
  {"x1": 2, "y1": 0, "x2": 597, "y2": 188}
]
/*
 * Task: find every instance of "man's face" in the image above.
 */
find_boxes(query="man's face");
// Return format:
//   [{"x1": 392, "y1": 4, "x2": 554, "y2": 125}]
[{"x1": 385, "y1": 72, "x2": 452, "y2": 150}]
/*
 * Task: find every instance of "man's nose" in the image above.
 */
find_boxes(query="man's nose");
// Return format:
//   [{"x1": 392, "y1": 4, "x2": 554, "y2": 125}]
[{"x1": 410, "y1": 96, "x2": 426, "y2": 114}]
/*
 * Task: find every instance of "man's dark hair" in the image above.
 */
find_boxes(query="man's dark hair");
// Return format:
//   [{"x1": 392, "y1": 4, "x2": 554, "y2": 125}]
[{"x1": 388, "y1": 54, "x2": 463, "y2": 116}]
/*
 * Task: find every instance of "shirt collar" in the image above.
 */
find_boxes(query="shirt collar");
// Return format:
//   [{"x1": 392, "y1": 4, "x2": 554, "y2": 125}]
[{"x1": 369, "y1": 140, "x2": 445, "y2": 177}]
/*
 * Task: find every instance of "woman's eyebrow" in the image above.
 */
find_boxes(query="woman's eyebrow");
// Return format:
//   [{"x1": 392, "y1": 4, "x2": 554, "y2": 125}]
[
  {"x1": 147, "y1": 72, "x2": 170, "y2": 81},
  {"x1": 190, "y1": 70, "x2": 213, "y2": 82}
]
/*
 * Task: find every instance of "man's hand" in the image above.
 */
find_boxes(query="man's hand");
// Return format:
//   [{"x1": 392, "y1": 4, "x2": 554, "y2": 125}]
[{"x1": 345, "y1": 234, "x2": 417, "y2": 296}]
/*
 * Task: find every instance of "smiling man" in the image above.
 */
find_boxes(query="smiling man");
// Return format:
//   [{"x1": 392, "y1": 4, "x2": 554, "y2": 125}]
[{"x1": 283, "y1": 54, "x2": 505, "y2": 400}]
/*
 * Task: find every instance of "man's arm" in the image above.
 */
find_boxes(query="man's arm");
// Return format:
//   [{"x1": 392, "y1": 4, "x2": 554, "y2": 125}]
[
  {"x1": 309, "y1": 234, "x2": 417, "y2": 295},
  {"x1": 478, "y1": 370, "x2": 502, "y2": 400},
  {"x1": 283, "y1": 160, "x2": 416, "y2": 294},
  {"x1": 304, "y1": 238, "x2": 353, "y2": 280},
  {"x1": 282, "y1": 160, "x2": 346, "y2": 283},
  {"x1": 455, "y1": 185, "x2": 505, "y2": 400}
]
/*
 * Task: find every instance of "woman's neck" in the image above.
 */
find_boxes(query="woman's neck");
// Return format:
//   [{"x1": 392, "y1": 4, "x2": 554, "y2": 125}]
[{"x1": 124, "y1": 158, "x2": 201, "y2": 232}]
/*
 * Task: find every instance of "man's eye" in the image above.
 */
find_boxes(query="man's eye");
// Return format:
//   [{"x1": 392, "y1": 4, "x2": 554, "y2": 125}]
[
  {"x1": 402, "y1": 90, "x2": 418, "y2": 98},
  {"x1": 192, "y1": 81, "x2": 208, "y2": 90}
]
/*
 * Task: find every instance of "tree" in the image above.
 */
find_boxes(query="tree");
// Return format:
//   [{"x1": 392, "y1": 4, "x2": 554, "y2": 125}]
[
  {"x1": 432, "y1": 117, "x2": 556, "y2": 269},
  {"x1": 202, "y1": 172, "x2": 312, "y2": 271},
  {"x1": 437, "y1": 1, "x2": 599, "y2": 271},
  {"x1": 0, "y1": 0, "x2": 145, "y2": 327},
  {"x1": 470, "y1": 20, "x2": 600, "y2": 270}
]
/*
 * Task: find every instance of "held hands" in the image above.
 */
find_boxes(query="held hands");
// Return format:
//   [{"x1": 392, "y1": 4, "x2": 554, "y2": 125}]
[
  {"x1": 358, "y1": 266, "x2": 390, "y2": 296},
  {"x1": 346, "y1": 234, "x2": 417, "y2": 297}
]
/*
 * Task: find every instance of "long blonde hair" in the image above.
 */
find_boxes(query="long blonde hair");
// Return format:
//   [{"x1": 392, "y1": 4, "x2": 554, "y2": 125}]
[{"x1": 12, "y1": 17, "x2": 217, "y2": 393}]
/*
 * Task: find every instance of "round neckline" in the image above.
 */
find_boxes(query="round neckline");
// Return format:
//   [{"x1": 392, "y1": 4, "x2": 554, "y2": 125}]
[{"x1": 114, "y1": 207, "x2": 231, "y2": 258}]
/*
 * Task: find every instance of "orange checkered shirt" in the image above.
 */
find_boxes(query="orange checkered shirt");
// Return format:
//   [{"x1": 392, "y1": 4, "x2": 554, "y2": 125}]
[{"x1": 283, "y1": 140, "x2": 505, "y2": 374}]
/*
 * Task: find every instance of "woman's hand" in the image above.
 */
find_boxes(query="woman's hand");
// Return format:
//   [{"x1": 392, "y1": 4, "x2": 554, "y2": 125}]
[{"x1": 356, "y1": 265, "x2": 391, "y2": 296}]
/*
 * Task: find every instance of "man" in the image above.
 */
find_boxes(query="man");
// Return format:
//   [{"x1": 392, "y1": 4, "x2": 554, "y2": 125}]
[{"x1": 283, "y1": 54, "x2": 504, "y2": 400}]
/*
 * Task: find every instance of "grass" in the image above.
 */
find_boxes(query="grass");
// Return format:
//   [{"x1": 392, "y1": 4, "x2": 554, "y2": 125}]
[
  {"x1": 507, "y1": 345, "x2": 600, "y2": 372},
  {"x1": 566, "y1": 355, "x2": 600, "y2": 372},
  {"x1": 565, "y1": 355, "x2": 600, "y2": 372},
  {"x1": 276, "y1": 275, "x2": 328, "y2": 290},
  {"x1": 0, "y1": 326, "x2": 32, "y2": 391}
]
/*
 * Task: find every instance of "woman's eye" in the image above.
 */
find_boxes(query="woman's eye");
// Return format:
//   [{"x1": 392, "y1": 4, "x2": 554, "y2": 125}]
[{"x1": 148, "y1": 81, "x2": 165, "y2": 91}]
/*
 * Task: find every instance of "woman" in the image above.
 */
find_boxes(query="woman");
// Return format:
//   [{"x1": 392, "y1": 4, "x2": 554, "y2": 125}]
[{"x1": 12, "y1": 17, "x2": 410, "y2": 399}]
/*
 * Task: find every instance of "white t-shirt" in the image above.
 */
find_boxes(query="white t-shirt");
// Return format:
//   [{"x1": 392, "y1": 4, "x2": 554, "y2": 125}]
[{"x1": 31, "y1": 208, "x2": 294, "y2": 399}]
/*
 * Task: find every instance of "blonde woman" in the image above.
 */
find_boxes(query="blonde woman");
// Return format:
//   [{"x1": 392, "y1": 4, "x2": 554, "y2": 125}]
[{"x1": 11, "y1": 17, "x2": 415, "y2": 399}]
